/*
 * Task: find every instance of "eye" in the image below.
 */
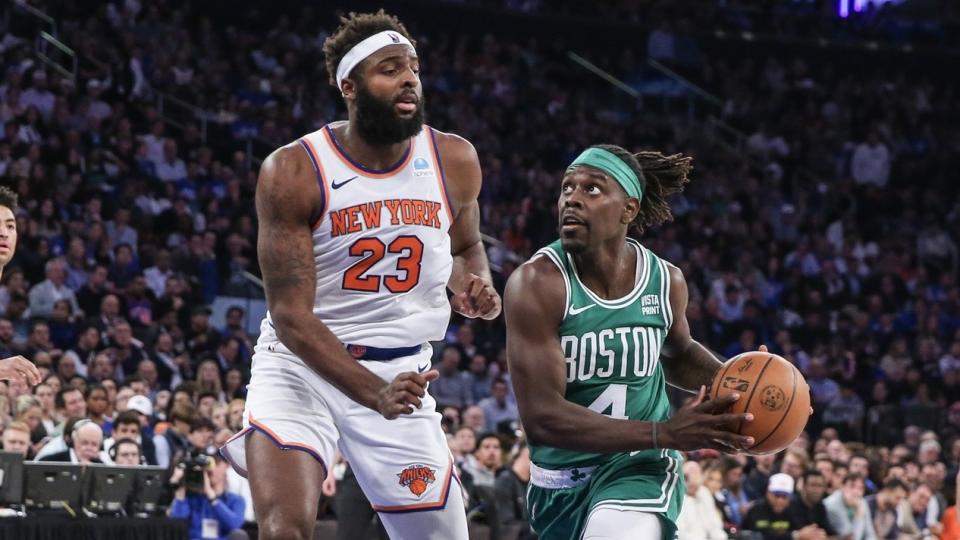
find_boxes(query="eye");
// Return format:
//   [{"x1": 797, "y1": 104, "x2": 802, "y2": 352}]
[
  {"x1": 561, "y1": 184, "x2": 574, "y2": 194},
  {"x1": 587, "y1": 185, "x2": 601, "y2": 194}
]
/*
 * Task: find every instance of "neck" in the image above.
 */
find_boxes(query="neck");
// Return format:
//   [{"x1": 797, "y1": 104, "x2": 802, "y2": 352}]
[
  {"x1": 338, "y1": 122, "x2": 410, "y2": 170},
  {"x1": 571, "y1": 238, "x2": 636, "y2": 300}
]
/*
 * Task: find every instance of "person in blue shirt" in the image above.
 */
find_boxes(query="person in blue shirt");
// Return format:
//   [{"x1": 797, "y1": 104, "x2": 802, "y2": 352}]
[{"x1": 170, "y1": 453, "x2": 248, "y2": 540}]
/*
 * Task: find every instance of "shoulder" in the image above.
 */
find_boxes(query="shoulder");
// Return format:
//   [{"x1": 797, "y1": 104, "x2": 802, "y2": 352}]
[
  {"x1": 662, "y1": 260, "x2": 685, "y2": 287},
  {"x1": 258, "y1": 141, "x2": 313, "y2": 187},
  {"x1": 504, "y1": 254, "x2": 565, "y2": 323},
  {"x1": 429, "y1": 127, "x2": 480, "y2": 204},
  {"x1": 255, "y1": 141, "x2": 321, "y2": 219},
  {"x1": 506, "y1": 254, "x2": 564, "y2": 298},
  {"x1": 39, "y1": 450, "x2": 69, "y2": 462},
  {"x1": 430, "y1": 128, "x2": 479, "y2": 168}
]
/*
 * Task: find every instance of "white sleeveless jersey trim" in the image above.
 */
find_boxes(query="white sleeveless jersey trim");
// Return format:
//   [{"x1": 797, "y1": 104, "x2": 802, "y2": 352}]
[{"x1": 263, "y1": 123, "x2": 454, "y2": 348}]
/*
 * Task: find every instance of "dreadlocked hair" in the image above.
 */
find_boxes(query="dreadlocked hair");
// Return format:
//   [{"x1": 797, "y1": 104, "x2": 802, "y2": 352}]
[
  {"x1": 591, "y1": 144, "x2": 693, "y2": 236},
  {"x1": 322, "y1": 10, "x2": 416, "y2": 88}
]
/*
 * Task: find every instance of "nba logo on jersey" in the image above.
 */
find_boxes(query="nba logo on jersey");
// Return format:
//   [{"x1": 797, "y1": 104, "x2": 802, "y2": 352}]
[{"x1": 413, "y1": 157, "x2": 434, "y2": 178}]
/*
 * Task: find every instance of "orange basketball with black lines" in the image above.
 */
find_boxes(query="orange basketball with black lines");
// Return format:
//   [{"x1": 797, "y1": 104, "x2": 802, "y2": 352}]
[{"x1": 708, "y1": 351, "x2": 811, "y2": 455}]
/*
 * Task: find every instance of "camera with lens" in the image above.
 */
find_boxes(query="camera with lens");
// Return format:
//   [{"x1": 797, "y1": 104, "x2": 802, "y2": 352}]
[{"x1": 177, "y1": 448, "x2": 213, "y2": 492}]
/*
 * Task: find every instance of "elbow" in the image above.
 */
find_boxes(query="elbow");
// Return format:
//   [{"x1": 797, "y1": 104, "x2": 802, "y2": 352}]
[
  {"x1": 524, "y1": 426, "x2": 551, "y2": 447},
  {"x1": 269, "y1": 309, "x2": 304, "y2": 344},
  {"x1": 522, "y1": 412, "x2": 563, "y2": 447}
]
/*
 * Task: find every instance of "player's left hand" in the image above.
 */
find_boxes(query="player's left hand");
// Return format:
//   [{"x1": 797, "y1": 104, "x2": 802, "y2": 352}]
[
  {"x1": 451, "y1": 273, "x2": 501, "y2": 320},
  {"x1": 321, "y1": 473, "x2": 336, "y2": 497},
  {"x1": 758, "y1": 344, "x2": 813, "y2": 416},
  {"x1": 0, "y1": 355, "x2": 41, "y2": 387}
]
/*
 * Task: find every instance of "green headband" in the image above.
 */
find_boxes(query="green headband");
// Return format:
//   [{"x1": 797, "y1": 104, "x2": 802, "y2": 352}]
[{"x1": 567, "y1": 148, "x2": 643, "y2": 200}]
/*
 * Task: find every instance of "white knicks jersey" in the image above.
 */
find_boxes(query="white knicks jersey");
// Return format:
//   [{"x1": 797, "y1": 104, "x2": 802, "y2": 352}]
[{"x1": 263, "y1": 122, "x2": 454, "y2": 348}]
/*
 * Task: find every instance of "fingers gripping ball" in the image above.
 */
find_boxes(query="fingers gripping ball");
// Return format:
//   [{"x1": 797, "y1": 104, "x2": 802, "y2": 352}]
[{"x1": 709, "y1": 352, "x2": 811, "y2": 455}]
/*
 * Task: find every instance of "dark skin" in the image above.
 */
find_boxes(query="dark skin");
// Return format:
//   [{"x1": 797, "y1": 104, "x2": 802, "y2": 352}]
[
  {"x1": 248, "y1": 41, "x2": 499, "y2": 540},
  {"x1": 505, "y1": 165, "x2": 755, "y2": 454}
]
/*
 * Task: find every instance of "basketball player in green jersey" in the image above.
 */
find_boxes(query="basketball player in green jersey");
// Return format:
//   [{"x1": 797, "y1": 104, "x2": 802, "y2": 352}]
[{"x1": 505, "y1": 145, "x2": 759, "y2": 540}]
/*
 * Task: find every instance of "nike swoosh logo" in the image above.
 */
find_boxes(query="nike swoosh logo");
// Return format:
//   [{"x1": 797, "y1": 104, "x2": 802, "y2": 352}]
[
  {"x1": 331, "y1": 176, "x2": 359, "y2": 189},
  {"x1": 417, "y1": 363, "x2": 430, "y2": 373},
  {"x1": 568, "y1": 304, "x2": 596, "y2": 316}
]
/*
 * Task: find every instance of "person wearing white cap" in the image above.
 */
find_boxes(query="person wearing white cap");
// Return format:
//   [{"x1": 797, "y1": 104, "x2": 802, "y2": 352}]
[
  {"x1": 220, "y1": 10, "x2": 497, "y2": 540},
  {"x1": 742, "y1": 473, "x2": 825, "y2": 540},
  {"x1": 101, "y1": 409, "x2": 158, "y2": 465}
]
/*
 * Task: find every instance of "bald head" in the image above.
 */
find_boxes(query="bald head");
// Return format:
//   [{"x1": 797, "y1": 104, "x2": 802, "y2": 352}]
[{"x1": 72, "y1": 422, "x2": 103, "y2": 463}]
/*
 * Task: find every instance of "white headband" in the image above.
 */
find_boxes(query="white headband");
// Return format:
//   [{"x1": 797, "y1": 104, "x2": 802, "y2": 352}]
[{"x1": 335, "y1": 30, "x2": 415, "y2": 92}]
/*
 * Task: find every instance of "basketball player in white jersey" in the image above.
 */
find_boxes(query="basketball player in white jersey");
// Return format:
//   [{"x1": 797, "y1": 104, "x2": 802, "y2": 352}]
[
  {"x1": 0, "y1": 186, "x2": 42, "y2": 387},
  {"x1": 220, "y1": 11, "x2": 500, "y2": 540}
]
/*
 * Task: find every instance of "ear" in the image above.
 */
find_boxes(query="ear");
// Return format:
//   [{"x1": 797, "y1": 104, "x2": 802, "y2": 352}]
[
  {"x1": 341, "y1": 78, "x2": 357, "y2": 100},
  {"x1": 622, "y1": 197, "x2": 640, "y2": 225}
]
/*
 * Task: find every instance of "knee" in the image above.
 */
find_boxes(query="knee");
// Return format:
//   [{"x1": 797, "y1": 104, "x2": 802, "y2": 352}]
[{"x1": 259, "y1": 513, "x2": 314, "y2": 540}]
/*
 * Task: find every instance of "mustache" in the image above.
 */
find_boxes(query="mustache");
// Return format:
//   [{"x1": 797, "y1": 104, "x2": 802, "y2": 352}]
[{"x1": 355, "y1": 84, "x2": 424, "y2": 145}]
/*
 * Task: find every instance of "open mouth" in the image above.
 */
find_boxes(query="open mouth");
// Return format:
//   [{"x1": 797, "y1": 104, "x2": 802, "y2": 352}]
[{"x1": 561, "y1": 215, "x2": 587, "y2": 231}]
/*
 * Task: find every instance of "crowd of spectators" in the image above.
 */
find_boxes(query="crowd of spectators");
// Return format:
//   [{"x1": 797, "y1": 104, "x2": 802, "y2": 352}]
[{"x1": 1, "y1": 0, "x2": 959, "y2": 538}]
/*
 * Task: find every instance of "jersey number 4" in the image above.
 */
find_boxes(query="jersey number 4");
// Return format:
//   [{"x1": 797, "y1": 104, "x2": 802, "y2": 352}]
[
  {"x1": 342, "y1": 236, "x2": 424, "y2": 293},
  {"x1": 587, "y1": 384, "x2": 628, "y2": 419}
]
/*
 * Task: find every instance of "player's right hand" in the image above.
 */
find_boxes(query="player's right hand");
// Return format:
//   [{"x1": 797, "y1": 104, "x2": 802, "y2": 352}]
[
  {"x1": 376, "y1": 370, "x2": 440, "y2": 420},
  {"x1": 657, "y1": 385, "x2": 755, "y2": 452}
]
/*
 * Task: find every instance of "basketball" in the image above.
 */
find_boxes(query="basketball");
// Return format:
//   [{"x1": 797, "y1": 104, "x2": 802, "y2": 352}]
[{"x1": 708, "y1": 351, "x2": 811, "y2": 455}]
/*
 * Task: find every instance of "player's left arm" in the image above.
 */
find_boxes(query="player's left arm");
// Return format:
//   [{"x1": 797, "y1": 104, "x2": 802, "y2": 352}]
[
  {"x1": 660, "y1": 263, "x2": 726, "y2": 393},
  {"x1": 434, "y1": 130, "x2": 501, "y2": 320}
]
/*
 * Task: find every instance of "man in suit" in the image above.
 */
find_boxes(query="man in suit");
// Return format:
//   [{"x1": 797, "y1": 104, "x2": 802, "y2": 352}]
[
  {"x1": 824, "y1": 473, "x2": 876, "y2": 540},
  {"x1": 39, "y1": 419, "x2": 104, "y2": 464}
]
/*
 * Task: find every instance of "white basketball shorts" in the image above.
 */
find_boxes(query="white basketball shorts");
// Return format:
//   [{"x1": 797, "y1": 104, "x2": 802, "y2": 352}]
[{"x1": 220, "y1": 338, "x2": 458, "y2": 513}]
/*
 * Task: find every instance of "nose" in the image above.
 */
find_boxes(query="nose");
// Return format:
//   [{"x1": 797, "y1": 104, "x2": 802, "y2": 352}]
[
  {"x1": 400, "y1": 66, "x2": 419, "y2": 88},
  {"x1": 563, "y1": 188, "x2": 585, "y2": 209}
]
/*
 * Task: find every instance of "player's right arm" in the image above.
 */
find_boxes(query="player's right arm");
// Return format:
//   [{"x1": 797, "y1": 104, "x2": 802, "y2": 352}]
[
  {"x1": 255, "y1": 145, "x2": 436, "y2": 419},
  {"x1": 505, "y1": 257, "x2": 754, "y2": 453}
]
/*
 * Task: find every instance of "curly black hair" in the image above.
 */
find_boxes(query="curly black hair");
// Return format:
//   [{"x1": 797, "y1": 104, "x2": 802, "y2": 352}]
[{"x1": 322, "y1": 10, "x2": 416, "y2": 88}]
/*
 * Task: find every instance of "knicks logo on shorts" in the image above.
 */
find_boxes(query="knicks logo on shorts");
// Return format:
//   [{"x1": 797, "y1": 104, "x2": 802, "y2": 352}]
[{"x1": 397, "y1": 464, "x2": 436, "y2": 497}]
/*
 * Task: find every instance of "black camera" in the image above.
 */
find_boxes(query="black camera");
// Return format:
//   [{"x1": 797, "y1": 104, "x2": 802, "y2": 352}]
[{"x1": 177, "y1": 449, "x2": 213, "y2": 492}]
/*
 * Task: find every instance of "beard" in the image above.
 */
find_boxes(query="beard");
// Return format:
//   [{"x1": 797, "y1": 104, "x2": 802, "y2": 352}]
[{"x1": 355, "y1": 84, "x2": 425, "y2": 146}]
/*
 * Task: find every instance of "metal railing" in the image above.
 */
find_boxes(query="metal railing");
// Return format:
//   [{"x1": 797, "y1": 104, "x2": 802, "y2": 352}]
[
  {"x1": 36, "y1": 30, "x2": 76, "y2": 81},
  {"x1": 13, "y1": 0, "x2": 55, "y2": 35},
  {"x1": 23, "y1": 2, "x2": 520, "y2": 270},
  {"x1": 567, "y1": 50, "x2": 825, "y2": 188}
]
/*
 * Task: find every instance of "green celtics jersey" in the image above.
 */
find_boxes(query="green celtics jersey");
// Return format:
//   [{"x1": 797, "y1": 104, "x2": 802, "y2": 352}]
[{"x1": 531, "y1": 238, "x2": 675, "y2": 469}]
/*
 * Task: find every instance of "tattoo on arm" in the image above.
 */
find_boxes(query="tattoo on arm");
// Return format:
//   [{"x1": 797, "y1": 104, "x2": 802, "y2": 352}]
[{"x1": 663, "y1": 341, "x2": 724, "y2": 393}]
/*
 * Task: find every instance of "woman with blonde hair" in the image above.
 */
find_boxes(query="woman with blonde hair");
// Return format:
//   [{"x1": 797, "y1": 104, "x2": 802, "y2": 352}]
[{"x1": 196, "y1": 359, "x2": 225, "y2": 401}]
